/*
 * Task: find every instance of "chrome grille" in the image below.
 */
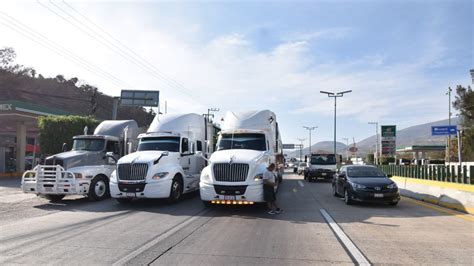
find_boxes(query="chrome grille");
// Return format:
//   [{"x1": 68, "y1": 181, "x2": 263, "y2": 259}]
[
  {"x1": 213, "y1": 163, "x2": 249, "y2": 182},
  {"x1": 117, "y1": 163, "x2": 148, "y2": 181}
]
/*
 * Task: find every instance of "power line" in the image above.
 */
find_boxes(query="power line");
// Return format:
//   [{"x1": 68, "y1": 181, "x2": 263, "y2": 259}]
[
  {"x1": 40, "y1": 0, "x2": 204, "y2": 106},
  {"x1": 0, "y1": 11, "x2": 131, "y2": 88},
  {"x1": 61, "y1": 0, "x2": 196, "y2": 97}
]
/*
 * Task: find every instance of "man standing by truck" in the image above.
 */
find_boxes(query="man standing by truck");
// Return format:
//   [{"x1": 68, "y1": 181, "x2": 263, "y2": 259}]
[{"x1": 263, "y1": 163, "x2": 283, "y2": 215}]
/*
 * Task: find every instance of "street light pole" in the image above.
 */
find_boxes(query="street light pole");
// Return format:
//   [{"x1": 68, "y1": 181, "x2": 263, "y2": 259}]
[
  {"x1": 368, "y1": 122, "x2": 379, "y2": 165},
  {"x1": 446, "y1": 87, "x2": 452, "y2": 165},
  {"x1": 297, "y1": 138, "x2": 306, "y2": 161},
  {"x1": 302, "y1": 126, "x2": 317, "y2": 155},
  {"x1": 320, "y1": 90, "x2": 352, "y2": 156}
]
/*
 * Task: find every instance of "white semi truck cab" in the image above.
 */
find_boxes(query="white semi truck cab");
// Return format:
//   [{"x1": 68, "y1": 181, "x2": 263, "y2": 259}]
[
  {"x1": 200, "y1": 110, "x2": 283, "y2": 206},
  {"x1": 21, "y1": 120, "x2": 138, "y2": 202},
  {"x1": 110, "y1": 113, "x2": 211, "y2": 203}
]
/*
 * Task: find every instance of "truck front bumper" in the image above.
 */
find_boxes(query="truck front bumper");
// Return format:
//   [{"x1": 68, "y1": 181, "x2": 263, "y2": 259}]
[
  {"x1": 306, "y1": 170, "x2": 335, "y2": 180},
  {"x1": 21, "y1": 167, "x2": 89, "y2": 195},
  {"x1": 199, "y1": 182, "x2": 264, "y2": 203},
  {"x1": 110, "y1": 179, "x2": 173, "y2": 199}
]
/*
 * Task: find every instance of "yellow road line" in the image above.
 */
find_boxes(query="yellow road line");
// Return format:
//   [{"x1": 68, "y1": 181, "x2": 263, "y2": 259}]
[{"x1": 403, "y1": 197, "x2": 474, "y2": 223}]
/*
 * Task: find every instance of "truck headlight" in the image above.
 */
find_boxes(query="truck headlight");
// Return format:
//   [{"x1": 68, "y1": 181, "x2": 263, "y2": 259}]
[
  {"x1": 73, "y1": 173, "x2": 83, "y2": 179},
  {"x1": 254, "y1": 174, "x2": 263, "y2": 181},
  {"x1": 152, "y1": 172, "x2": 169, "y2": 180},
  {"x1": 201, "y1": 170, "x2": 211, "y2": 183},
  {"x1": 26, "y1": 172, "x2": 36, "y2": 178},
  {"x1": 110, "y1": 171, "x2": 117, "y2": 182}
]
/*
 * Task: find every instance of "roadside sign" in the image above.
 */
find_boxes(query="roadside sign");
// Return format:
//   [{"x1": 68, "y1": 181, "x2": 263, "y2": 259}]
[
  {"x1": 381, "y1": 125, "x2": 396, "y2": 156},
  {"x1": 431, "y1": 125, "x2": 457, "y2": 136},
  {"x1": 282, "y1": 144, "x2": 295, "y2": 149},
  {"x1": 381, "y1": 125, "x2": 396, "y2": 137},
  {"x1": 120, "y1": 90, "x2": 159, "y2": 107}
]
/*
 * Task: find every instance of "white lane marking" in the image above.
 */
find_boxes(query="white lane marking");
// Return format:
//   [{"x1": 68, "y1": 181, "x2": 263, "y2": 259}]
[
  {"x1": 297, "y1": 181, "x2": 304, "y2": 187},
  {"x1": 113, "y1": 209, "x2": 210, "y2": 266},
  {"x1": 320, "y1": 209, "x2": 371, "y2": 266}
]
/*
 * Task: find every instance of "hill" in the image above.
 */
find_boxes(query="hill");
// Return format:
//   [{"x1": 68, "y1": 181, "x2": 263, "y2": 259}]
[{"x1": 0, "y1": 69, "x2": 154, "y2": 127}]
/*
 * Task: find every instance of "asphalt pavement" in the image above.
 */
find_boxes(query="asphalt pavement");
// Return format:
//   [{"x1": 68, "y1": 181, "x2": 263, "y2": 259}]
[{"x1": 0, "y1": 172, "x2": 472, "y2": 265}]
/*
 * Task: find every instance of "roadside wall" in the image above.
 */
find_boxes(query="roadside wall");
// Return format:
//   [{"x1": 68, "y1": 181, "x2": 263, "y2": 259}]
[{"x1": 391, "y1": 176, "x2": 474, "y2": 214}]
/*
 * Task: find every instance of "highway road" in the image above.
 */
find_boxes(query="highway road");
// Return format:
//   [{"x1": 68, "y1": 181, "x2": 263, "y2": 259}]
[{"x1": 0, "y1": 171, "x2": 473, "y2": 265}]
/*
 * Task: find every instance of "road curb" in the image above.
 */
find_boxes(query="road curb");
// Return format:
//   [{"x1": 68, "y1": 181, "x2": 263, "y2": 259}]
[{"x1": 392, "y1": 176, "x2": 474, "y2": 214}]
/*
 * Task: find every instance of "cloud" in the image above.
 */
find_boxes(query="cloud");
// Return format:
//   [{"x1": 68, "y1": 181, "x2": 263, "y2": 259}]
[{"x1": 0, "y1": 2, "x2": 470, "y2": 143}]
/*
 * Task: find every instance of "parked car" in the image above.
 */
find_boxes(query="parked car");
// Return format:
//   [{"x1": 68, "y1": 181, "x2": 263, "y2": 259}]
[
  {"x1": 297, "y1": 162, "x2": 307, "y2": 175},
  {"x1": 332, "y1": 165, "x2": 400, "y2": 206}
]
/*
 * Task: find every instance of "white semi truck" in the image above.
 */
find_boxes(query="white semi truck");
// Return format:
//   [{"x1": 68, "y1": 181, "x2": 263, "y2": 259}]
[
  {"x1": 200, "y1": 110, "x2": 283, "y2": 206},
  {"x1": 22, "y1": 120, "x2": 139, "y2": 201},
  {"x1": 110, "y1": 113, "x2": 211, "y2": 203}
]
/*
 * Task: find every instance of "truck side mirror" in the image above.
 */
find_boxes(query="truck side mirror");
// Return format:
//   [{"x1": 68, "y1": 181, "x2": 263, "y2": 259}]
[
  {"x1": 106, "y1": 152, "x2": 117, "y2": 163},
  {"x1": 62, "y1": 143, "x2": 68, "y2": 152},
  {"x1": 196, "y1": 151, "x2": 209, "y2": 162},
  {"x1": 114, "y1": 143, "x2": 120, "y2": 154}
]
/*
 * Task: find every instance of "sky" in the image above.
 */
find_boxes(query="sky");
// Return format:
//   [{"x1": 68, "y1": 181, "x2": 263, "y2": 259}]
[{"x1": 1, "y1": 0, "x2": 472, "y2": 149}]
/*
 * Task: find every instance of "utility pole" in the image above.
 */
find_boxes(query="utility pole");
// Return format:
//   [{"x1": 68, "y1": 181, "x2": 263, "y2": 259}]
[
  {"x1": 446, "y1": 87, "x2": 452, "y2": 165},
  {"x1": 342, "y1": 138, "x2": 349, "y2": 161},
  {"x1": 302, "y1": 126, "x2": 317, "y2": 155},
  {"x1": 206, "y1": 108, "x2": 220, "y2": 123},
  {"x1": 320, "y1": 90, "x2": 352, "y2": 156},
  {"x1": 297, "y1": 138, "x2": 306, "y2": 161},
  {"x1": 368, "y1": 122, "x2": 379, "y2": 164}
]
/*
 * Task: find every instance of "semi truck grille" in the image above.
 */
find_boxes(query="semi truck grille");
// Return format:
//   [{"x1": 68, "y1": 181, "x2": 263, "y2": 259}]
[
  {"x1": 213, "y1": 163, "x2": 249, "y2": 182},
  {"x1": 117, "y1": 163, "x2": 148, "y2": 181}
]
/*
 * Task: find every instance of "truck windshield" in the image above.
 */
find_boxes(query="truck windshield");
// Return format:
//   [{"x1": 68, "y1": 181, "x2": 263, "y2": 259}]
[
  {"x1": 72, "y1": 139, "x2": 105, "y2": 151},
  {"x1": 138, "y1": 137, "x2": 180, "y2": 152},
  {"x1": 217, "y1": 133, "x2": 266, "y2": 151},
  {"x1": 310, "y1": 154, "x2": 336, "y2": 165}
]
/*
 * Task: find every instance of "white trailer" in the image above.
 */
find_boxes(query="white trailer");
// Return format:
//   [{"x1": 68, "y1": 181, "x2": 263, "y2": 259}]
[
  {"x1": 200, "y1": 110, "x2": 283, "y2": 206},
  {"x1": 110, "y1": 113, "x2": 211, "y2": 203},
  {"x1": 22, "y1": 120, "x2": 139, "y2": 201}
]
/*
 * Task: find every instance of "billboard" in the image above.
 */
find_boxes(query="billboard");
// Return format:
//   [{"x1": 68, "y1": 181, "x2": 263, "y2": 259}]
[
  {"x1": 120, "y1": 90, "x2": 159, "y2": 107},
  {"x1": 381, "y1": 125, "x2": 396, "y2": 156}
]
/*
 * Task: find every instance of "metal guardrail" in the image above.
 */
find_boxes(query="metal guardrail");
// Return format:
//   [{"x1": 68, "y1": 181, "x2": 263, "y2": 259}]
[{"x1": 379, "y1": 165, "x2": 474, "y2": 185}]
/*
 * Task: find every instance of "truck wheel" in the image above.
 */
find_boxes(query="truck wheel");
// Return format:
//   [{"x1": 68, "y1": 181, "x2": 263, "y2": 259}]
[
  {"x1": 167, "y1": 176, "x2": 183, "y2": 203},
  {"x1": 88, "y1": 175, "x2": 110, "y2": 201},
  {"x1": 44, "y1": 194, "x2": 65, "y2": 202},
  {"x1": 116, "y1": 198, "x2": 133, "y2": 204}
]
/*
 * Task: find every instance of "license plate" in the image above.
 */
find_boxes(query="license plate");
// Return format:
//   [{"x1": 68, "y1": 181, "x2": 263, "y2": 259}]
[
  {"x1": 374, "y1": 193, "x2": 384, "y2": 198},
  {"x1": 321, "y1": 173, "x2": 327, "y2": 176},
  {"x1": 44, "y1": 187, "x2": 53, "y2": 192},
  {"x1": 223, "y1": 195, "x2": 236, "y2": 200},
  {"x1": 125, "y1": 192, "x2": 136, "y2": 198}
]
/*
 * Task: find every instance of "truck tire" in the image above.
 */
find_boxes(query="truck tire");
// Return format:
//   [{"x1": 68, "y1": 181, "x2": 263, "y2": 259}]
[
  {"x1": 167, "y1": 175, "x2": 183, "y2": 203},
  {"x1": 44, "y1": 194, "x2": 65, "y2": 202},
  {"x1": 88, "y1": 175, "x2": 110, "y2": 201}
]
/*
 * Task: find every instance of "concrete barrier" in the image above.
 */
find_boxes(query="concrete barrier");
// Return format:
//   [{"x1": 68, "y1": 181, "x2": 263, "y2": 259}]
[{"x1": 391, "y1": 176, "x2": 474, "y2": 214}]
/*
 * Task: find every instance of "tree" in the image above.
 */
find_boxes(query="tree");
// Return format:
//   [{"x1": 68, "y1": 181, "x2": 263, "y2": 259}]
[
  {"x1": 0, "y1": 47, "x2": 16, "y2": 67},
  {"x1": 452, "y1": 85, "x2": 474, "y2": 161}
]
